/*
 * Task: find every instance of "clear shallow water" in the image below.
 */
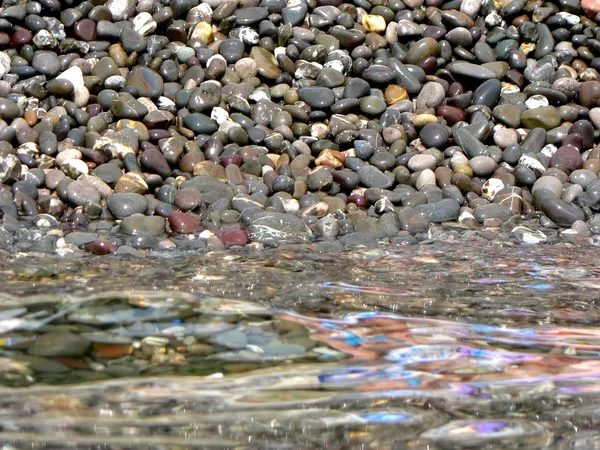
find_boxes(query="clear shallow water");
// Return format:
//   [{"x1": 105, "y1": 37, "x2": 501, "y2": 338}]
[{"x1": 1, "y1": 243, "x2": 600, "y2": 448}]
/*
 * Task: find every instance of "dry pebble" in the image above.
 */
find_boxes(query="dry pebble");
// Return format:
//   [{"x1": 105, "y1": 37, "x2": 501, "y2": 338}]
[{"x1": 0, "y1": 0, "x2": 599, "y2": 254}]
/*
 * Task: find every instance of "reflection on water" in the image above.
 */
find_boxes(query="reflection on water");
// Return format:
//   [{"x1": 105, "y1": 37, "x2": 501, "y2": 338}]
[{"x1": 1, "y1": 244, "x2": 600, "y2": 447}]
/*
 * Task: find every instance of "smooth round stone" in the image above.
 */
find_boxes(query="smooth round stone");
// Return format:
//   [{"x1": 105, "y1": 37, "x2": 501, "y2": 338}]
[
  {"x1": 416, "y1": 81, "x2": 445, "y2": 109},
  {"x1": 541, "y1": 197, "x2": 585, "y2": 227},
  {"x1": 473, "y1": 203, "x2": 512, "y2": 222},
  {"x1": 183, "y1": 113, "x2": 217, "y2": 134},
  {"x1": 175, "y1": 188, "x2": 202, "y2": 211},
  {"x1": 343, "y1": 78, "x2": 371, "y2": 98},
  {"x1": 405, "y1": 38, "x2": 439, "y2": 65},
  {"x1": 107, "y1": 193, "x2": 149, "y2": 219},
  {"x1": 32, "y1": 52, "x2": 61, "y2": 77},
  {"x1": 472, "y1": 79, "x2": 501, "y2": 108},
  {"x1": 91, "y1": 57, "x2": 121, "y2": 80},
  {"x1": 120, "y1": 27, "x2": 146, "y2": 53},
  {"x1": 0, "y1": 98, "x2": 20, "y2": 121},
  {"x1": 360, "y1": 96, "x2": 386, "y2": 115},
  {"x1": 316, "y1": 67, "x2": 345, "y2": 87},
  {"x1": 84, "y1": 240, "x2": 117, "y2": 255},
  {"x1": 532, "y1": 175, "x2": 563, "y2": 197},
  {"x1": 73, "y1": 18, "x2": 97, "y2": 41},
  {"x1": 549, "y1": 145, "x2": 583, "y2": 174},
  {"x1": 127, "y1": 233, "x2": 159, "y2": 249},
  {"x1": 408, "y1": 154, "x2": 437, "y2": 172},
  {"x1": 493, "y1": 104, "x2": 521, "y2": 128},
  {"x1": 219, "y1": 39, "x2": 245, "y2": 64},
  {"x1": 437, "y1": 105, "x2": 465, "y2": 124},
  {"x1": 236, "y1": 7, "x2": 269, "y2": 25},
  {"x1": 520, "y1": 106, "x2": 560, "y2": 130},
  {"x1": 297, "y1": 87, "x2": 335, "y2": 109},
  {"x1": 168, "y1": 210, "x2": 203, "y2": 233},
  {"x1": 469, "y1": 155, "x2": 497, "y2": 176},
  {"x1": 569, "y1": 120, "x2": 594, "y2": 150},
  {"x1": 448, "y1": 61, "x2": 497, "y2": 79},
  {"x1": 361, "y1": 65, "x2": 397, "y2": 84},
  {"x1": 66, "y1": 180, "x2": 101, "y2": 207},
  {"x1": 570, "y1": 169, "x2": 597, "y2": 189},
  {"x1": 46, "y1": 79, "x2": 74, "y2": 96},
  {"x1": 120, "y1": 214, "x2": 165, "y2": 235},
  {"x1": 358, "y1": 165, "x2": 393, "y2": 189},
  {"x1": 189, "y1": 82, "x2": 221, "y2": 112},
  {"x1": 250, "y1": 46, "x2": 281, "y2": 80},
  {"x1": 420, "y1": 123, "x2": 448, "y2": 148},
  {"x1": 578, "y1": 81, "x2": 600, "y2": 107},
  {"x1": 126, "y1": 66, "x2": 164, "y2": 99},
  {"x1": 424, "y1": 199, "x2": 460, "y2": 223}
]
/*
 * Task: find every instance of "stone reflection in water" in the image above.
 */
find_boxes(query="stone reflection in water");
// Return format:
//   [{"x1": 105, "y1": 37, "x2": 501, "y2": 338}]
[{"x1": 0, "y1": 245, "x2": 600, "y2": 447}]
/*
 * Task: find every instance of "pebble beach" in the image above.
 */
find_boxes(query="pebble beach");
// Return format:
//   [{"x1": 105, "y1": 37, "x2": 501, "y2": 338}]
[{"x1": 0, "y1": 0, "x2": 599, "y2": 255}]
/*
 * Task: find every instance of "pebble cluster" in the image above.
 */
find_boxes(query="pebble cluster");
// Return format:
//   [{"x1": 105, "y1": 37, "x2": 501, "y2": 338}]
[{"x1": 1, "y1": 0, "x2": 600, "y2": 254}]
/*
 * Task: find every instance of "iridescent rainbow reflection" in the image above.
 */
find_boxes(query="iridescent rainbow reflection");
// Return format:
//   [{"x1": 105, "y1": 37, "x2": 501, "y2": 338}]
[{"x1": 281, "y1": 311, "x2": 600, "y2": 397}]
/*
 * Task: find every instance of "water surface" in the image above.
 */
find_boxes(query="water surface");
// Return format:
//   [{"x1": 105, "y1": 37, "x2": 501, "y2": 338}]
[{"x1": 1, "y1": 243, "x2": 600, "y2": 448}]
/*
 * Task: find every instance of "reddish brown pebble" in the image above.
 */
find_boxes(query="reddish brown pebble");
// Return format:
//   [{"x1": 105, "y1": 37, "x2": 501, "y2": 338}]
[
  {"x1": 219, "y1": 229, "x2": 249, "y2": 247},
  {"x1": 73, "y1": 19, "x2": 97, "y2": 41},
  {"x1": 549, "y1": 145, "x2": 584, "y2": 174},
  {"x1": 417, "y1": 56, "x2": 437, "y2": 74},
  {"x1": 221, "y1": 153, "x2": 243, "y2": 167},
  {"x1": 347, "y1": 193, "x2": 368, "y2": 207},
  {"x1": 24, "y1": 110, "x2": 37, "y2": 126},
  {"x1": 92, "y1": 343, "x2": 134, "y2": 359},
  {"x1": 437, "y1": 105, "x2": 466, "y2": 124},
  {"x1": 579, "y1": 81, "x2": 600, "y2": 107},
  {"x1": 583, "y1": 0, "x2": 600, "y2": 17},
  {"x1": 569, "y1": 120, "x2": 594, "y2": 150},
  {"x1": 168, "y1": 210, "x2": 203, "y2": 233},
  {"x1": 562, "y1": 133, "x2": 583, "y2": 151},
  {"x1": 84, "y1": 240, "x2": 117, "y2": 255},
  {"x1": 10, "y1": 29, "x2": 32, "y2": 48},
  {"x1": 53, "y1": 357, "x2": 90, "y2": 370},
  {"x1": 86, "y1": 103, "x2": 102, "y2": 117}
]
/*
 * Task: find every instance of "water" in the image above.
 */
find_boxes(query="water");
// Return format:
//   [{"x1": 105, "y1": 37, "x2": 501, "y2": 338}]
[{"x1": 1, "y1": 243, "x2": 600, "y2": 448}]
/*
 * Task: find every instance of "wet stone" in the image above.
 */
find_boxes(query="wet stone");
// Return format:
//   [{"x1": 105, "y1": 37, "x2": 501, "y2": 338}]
[
  {"x1": 541, "y1": 197, "x2": 585, "y2": 227},
  {"x1": 247, "y1": 211, "x2": 311, "y2": 245},
  {"x1": 107, "y1": 193, "x2": 148, "y2": 219}
]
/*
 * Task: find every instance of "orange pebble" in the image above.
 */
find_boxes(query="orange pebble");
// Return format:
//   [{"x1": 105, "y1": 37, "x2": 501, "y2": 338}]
[{"x1": 24, "y1": 110, "x2": 38, "y2": 126}]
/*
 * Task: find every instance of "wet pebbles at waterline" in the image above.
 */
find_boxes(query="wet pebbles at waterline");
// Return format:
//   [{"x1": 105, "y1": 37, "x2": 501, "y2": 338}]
[{"x1": 1, "y1": 0, "x2": 600, "y2": 253}]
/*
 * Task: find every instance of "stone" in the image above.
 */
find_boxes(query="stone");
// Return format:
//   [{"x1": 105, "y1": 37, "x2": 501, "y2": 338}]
[
  {"x1": 107, "y1": 193, "x2": 148, "y2": 219},
  {"x1": 541, "y1": 197, "x2": 585, "y2": 227},
  {"x1": 29, "y1": 331, "x2": 91, "y2": 357},
  {"x1": 247, "y1": 211, "x2": 312, "y2": 245}
]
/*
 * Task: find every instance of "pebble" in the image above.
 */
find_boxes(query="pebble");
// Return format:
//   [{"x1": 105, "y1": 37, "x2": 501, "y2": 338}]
[{"x1": 0, "y1": 0, "x2": 593, "y2": 254}]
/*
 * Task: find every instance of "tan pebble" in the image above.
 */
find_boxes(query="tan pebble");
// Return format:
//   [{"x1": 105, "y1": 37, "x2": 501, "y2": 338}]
[
  {"x1": 362, "y1": 14, "x2": 387, "y2": 33},
  {"x1": 114, "y1": 172, "x2": 148, "y2": 194},
  {"x1": 189, "y1": 22, "x2": 213, "y2": 44},
  {"x1": 412, "y1": 113, "x2": 438, "y2": 127},
  {"x1": 193, "y1": 160, "x2": 226, "y2": 179},
  {"x1": 315, "y1": 149, "x2": 345, "y2": 169},
  {"x1": 454, "y1": 163, "x2": 473, "y2": 177},
  {"x1": 384, "y1": 84, "x2": 408, "y2": 105}
]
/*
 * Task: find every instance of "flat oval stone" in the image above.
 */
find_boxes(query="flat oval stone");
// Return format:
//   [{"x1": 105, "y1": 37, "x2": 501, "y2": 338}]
[
  {"x1": 521, "y1": 106, "x2": 560, "y2": 130},
  {"x1": 358, "y1": 165, "x2": 393, "y2": 189},
  {"x1": 107, "y1": 193, "x2": 149, "y2": 219},
  {"x1": 168, "y1": 210, "x2": 204, "y2": 233},
  {"x1": 541, "y1": 197, "x2": 585, "y2": 227},
  {"x1": 126, "y1": 66, "x2": 164, "y2": 99},
  {"x1": 448, "y1": 61, "x2": 497, "y2": 79},
  {"x1": 297, "y1": 87, "x2": 335, "y2": 109},
  {"x1": 405, "y1": 38, "x2": 439, "y2": 64},
  {"x1": 420, "y1": 123, "x2": 448, "y2": 148},
  {"x1": 0, "y1": 98, "x2": 20, "y2": 121}
]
